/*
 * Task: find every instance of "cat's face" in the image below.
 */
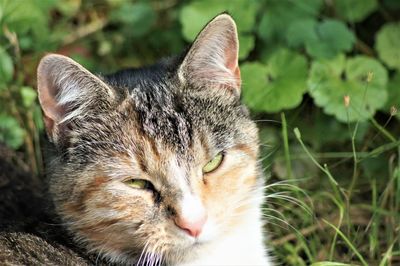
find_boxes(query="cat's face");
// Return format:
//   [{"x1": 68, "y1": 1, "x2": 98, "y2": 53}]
[{"x1": 38, "y1": 14, "x2": 262, "y2": 265}]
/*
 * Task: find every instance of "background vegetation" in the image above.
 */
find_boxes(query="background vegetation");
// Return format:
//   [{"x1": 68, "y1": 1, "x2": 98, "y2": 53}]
[{"x1": 1, "y1": 0, "x2": 399, "y2": 265}]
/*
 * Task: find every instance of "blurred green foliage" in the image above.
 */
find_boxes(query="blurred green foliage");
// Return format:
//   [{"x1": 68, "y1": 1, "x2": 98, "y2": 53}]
[
  {"x1": 1, "y1": 0, "x2": 399, "y2": 150},
  {"x1": 0, "y1": 0, "x2": 400, "y2": 264}
]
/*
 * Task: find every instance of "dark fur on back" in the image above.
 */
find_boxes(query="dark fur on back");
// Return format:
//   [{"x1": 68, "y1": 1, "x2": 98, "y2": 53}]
[{"x1": 0, "y1": 144, "x2": 95, "y2": 265}]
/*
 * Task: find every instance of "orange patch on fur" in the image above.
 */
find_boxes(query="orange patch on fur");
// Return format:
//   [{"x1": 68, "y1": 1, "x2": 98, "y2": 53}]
[
  {"x1": 198, "y1": 152, "x2": 259, "y2": 232},
  {"x1": 234, "y1": 143, "x2": 257, "y2": 159},
  {"x1": 62, "y1": 176, "x2": 109, "y2": 216},
  {"x1": 78, "y1": 218, "x2": 125, "y2": 236}
]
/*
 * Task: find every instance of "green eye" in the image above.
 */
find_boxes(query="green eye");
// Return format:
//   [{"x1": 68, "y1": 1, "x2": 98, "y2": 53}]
[
  {"x1": 125, "y1": 179, "x2": 153, "y2": 190},
  {"x1": 203, "y1": 153, "x2": 224, "y2": 174}
]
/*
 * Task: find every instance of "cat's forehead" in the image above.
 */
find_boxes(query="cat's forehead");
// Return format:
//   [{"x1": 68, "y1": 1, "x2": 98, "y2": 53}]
[
  {"x1": 102, "y1": 63, "x2": 244, "y2": 155},
  {"x1": 131, "y1": 86, "x2": 192, "y2": 152},
  {"x1": 102, "y1": 63, "x2": 185, "y2": 146}
]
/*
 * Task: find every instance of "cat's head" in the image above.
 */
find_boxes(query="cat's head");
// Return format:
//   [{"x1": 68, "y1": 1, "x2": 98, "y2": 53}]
[{"x1": 37, "y1": 14, "x2": 263, "y2": 265}]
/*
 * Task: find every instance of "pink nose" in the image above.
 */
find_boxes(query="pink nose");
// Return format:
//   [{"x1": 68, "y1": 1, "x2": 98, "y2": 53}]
[{"x1": 174, "y1": 213, "x2": 207, "y2": 238}]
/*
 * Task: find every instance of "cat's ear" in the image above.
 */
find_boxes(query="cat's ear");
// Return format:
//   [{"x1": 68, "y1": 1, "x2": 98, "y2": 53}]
[
  {"x1": 178, "y1": 14, "x2": 241, "y2": 95},
  {"x1": 37, "y1": 54, "x2": 115, "y2": 143}
]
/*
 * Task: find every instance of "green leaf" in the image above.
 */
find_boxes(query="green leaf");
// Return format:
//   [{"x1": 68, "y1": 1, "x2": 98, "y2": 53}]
[
  {"x1": 0, "y1": 0, "x2": 53, "y2": 51},
  {"x1": 56, "y1": 0, "x2": 81, "y2": 16},
  {"x1": 110, "y1": 2, "x2": 156, "y2": 37},
  {"x1": 0, "y1": 113, "x2": 25, "y2": 149},
  {"x1": 382, "y1": 73, "x2": 400, "y2": 120},
  {"x1": 376, "y1": 22, "x2": 400, "y2": 71},
  {"x1": 0, "y1": 0, "x2": 48, "y2": 35},
  {"x1": 0, "y1": 48, "x2": 13, "y2": 83},
  {"x1": 308, "y1": 55, "x2": 388, "y2": 122},
  {"x1": 242, "y1": 49, "x2": 308, "y2": 112},
  {"x1": 179, "y1": 0, "x2": 258, "y2": 58},
  {"x1": 286, "y1": 19, "x2": 317, "y2": 48},
  {"x1": 20, "y1": 86, "x2": 37, "y2": 108},
  {"x1": 180, "y1": 0, "x2": 258, "y2": 40},
  {"x1": 288, "y1": 19, "x2": 356, "y2": 59},
  {"x1": 334, "y1": 0, "x2": 378, "y2": 22},
  {"x1": 258, "y1": 0, "x2": 323, "y2": 42},
  {"x1": 238, "y1": 34, "x2": 255, "y2": 59},
  {"x1": 307, "y1": 20, "x2": 355, "y2": 59},
  {"x1": 241, "y1": 62, "x2": 268, "y2": 111}
]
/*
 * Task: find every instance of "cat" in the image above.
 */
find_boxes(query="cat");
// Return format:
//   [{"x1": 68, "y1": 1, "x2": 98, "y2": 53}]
[{"x1": 34, "y1": 13, "x2": 271, "y2": 265}]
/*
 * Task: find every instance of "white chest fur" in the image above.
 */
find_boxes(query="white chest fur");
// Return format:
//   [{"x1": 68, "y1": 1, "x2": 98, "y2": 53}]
[{"x1": 180, "y1": 207, "x2": 272, "y2": 266}]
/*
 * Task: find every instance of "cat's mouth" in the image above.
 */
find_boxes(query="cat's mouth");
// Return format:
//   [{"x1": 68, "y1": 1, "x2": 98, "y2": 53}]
[
  {"x1": 180, "y1": 230, "x2": 214, "y2": 248},
  {"x1": 193, "y1": 239, "x2": 207, "y2": 247},
  {"x1": 173, "y1": 233, "x2": 211, "y2": 253}
]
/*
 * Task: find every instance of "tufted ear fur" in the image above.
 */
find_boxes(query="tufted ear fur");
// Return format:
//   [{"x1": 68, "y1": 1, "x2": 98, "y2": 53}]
[
  {"x1": 179, "y1": 14, "x2": 241, "y2": 95},
  {"x1": 37, "y1": 54, "x2": 115, "y2": 144}
]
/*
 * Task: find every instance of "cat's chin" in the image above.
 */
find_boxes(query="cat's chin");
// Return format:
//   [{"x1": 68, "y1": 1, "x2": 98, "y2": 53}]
[{"x1": 88, "y1": 233, "x2": 212, "y2": 266}]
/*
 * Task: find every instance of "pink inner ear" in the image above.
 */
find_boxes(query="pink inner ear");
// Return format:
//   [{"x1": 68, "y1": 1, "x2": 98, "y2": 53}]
[
  {"x1": 40, "y1": 98, "x2": 67, "y2": 137},
  {"x1": 233, "y1": 66, "x2": 241, "y2": 89},
  {"x1": 224, "y1": 39, "x2": 241, "y2": 90},
  {"x1": 38, "y1": 75, "x2": 65, "y2": 121},
  {"x1": 38, "y1": 72, "x2": 68, "y2": 138}
]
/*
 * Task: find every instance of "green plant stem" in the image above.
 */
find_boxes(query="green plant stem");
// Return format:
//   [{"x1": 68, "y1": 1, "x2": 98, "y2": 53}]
[
  {"x1": 355, "y1": 39, "x2": 375, "y2": 56},
  {"x1": 370, "y1": 178, "x2": 378, "y2": 258},
  {"x1": 281, "y1": 112, "x2": 293, "y2": 179},
  {"x1": 62, "y1": 17, "x2": 108, "y2": 46},
  {"x1": 346, "y1": 107, "x2": 359, "y2": 200},
  {"x1": 274, "y1": 151, "x2": 371, "y2": 161},
  {"x1": 347, "y1": 77, "x2": 370, "y2": 200},
  {"x1": 379, "y1": 238, "x2": 397, "y2": 266},
  {"x1": 396, "y1": 143, "x2": 400, "y2": 249},
  {"x1": 294, "y1": 128, "x2": 339, "y2": 189},
  {"x1": 358, "y1": 140, "x2": 400, "y2": 162},
  {"x1": 324, "y1": 220, "x2": 369, "y2": 266},
  {"x1": 328, "y1": 198, "x2": 345, "y2": 261},
  {"x1": 370, "y1": 117, "x2": 396, "y2": 143},
  {"x1": 294, "y1": 127, "x2": 348, "y2": 259}
]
